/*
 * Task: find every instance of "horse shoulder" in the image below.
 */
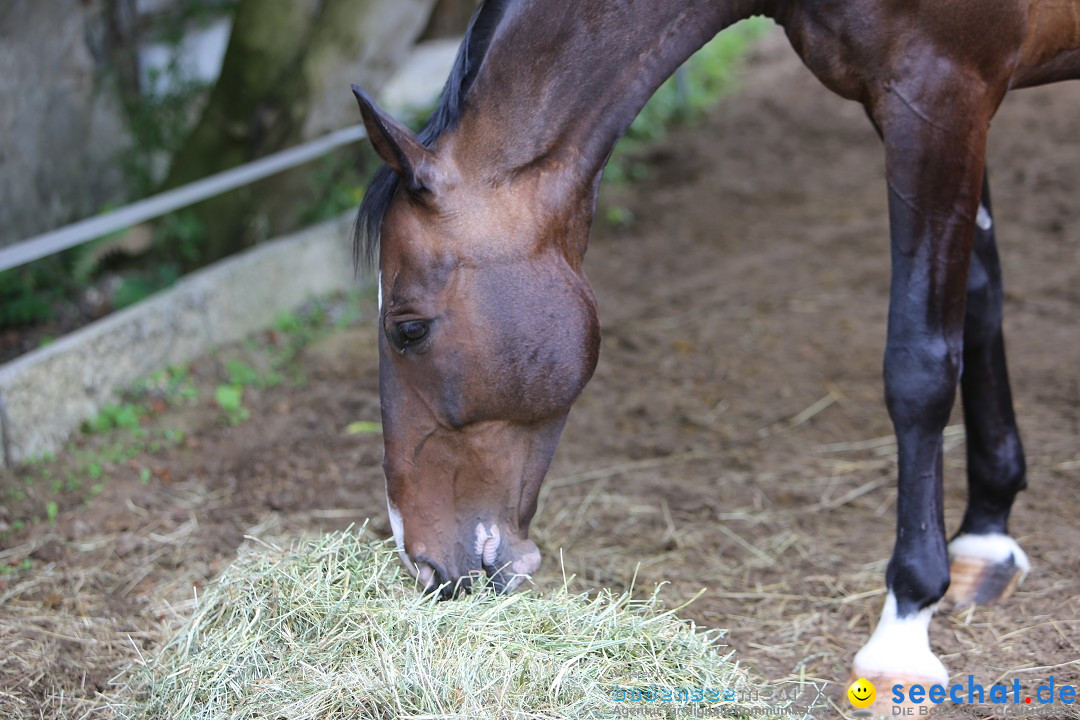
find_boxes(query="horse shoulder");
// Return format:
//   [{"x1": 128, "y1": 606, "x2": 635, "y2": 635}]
[{"x1": 778, "y1": 0, "x2": 1036, "y2": 103}]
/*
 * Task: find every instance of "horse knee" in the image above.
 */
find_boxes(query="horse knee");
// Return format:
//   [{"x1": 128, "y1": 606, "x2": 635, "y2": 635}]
[{"x1": 884, "y1": 340, "x2": 961, "y2": 430}]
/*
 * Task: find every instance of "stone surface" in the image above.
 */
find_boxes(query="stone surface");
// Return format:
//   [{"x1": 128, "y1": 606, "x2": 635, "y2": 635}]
[{"x1": 0, "y1": 213, "x2": 367, "y2": 465}]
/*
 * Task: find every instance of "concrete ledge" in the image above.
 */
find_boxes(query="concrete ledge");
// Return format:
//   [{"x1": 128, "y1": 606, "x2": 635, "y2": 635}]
[{"x1": 0, "y1": 213, "x2": 366, "y2": 466}]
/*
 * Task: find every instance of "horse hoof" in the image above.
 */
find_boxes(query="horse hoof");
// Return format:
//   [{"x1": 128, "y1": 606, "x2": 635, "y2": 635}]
[
  {"x1": 844, "y1": 672, "x2": 950, "y2": 719},
  {"x1": 850, "y1": 594, "x2": 950, "y2": 716},
  {"x1": 946, "y1": 533, "x2": 1029, "y2": 607}
]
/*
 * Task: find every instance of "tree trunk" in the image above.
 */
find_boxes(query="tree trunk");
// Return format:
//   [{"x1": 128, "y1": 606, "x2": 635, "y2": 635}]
[
  {"x1": 157, "y1": 0, "x2": 435, "y2": 267},
  {"x1": 419, "y1": 0, "x2": 477, "y2": 40}
]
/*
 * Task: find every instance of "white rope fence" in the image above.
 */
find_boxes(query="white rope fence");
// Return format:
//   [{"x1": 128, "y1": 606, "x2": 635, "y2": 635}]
[{"x1": 0, "y1": 123, "x2": 368, "y2": 273}]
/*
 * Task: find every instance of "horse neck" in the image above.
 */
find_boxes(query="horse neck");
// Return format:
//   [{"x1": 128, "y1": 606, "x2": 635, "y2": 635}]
[{"x1": 449, "y1": 0, "x2": 769, "y2": 229}]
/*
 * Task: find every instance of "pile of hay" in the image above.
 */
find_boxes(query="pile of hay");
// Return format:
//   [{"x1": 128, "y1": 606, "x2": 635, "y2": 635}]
[{"x1": 107, "y1": 525, "x2": 779, "y2": 719}]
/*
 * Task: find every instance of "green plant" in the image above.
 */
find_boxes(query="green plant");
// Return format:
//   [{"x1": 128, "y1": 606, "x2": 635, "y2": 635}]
[
  {"x1": 26, "y1": 451, "x2": 56, "y2": 467},
  {"x1": 82, "y1": 2, "x2": 231, "y2": 296},
  {"x1": 225, "y1": 360, "x2": 260, "y2": 387},
  {"x1": 163, "y1": 428, "x2": 185, "y2": 444},
  {"x1": 214, "y1": 384, "x2": 249, "y2": 424},
  {"x1": 154, "y1": 212, "x2": 207, "y2": 266},
  {"x1": 83, "y1": 403, "x2": 148, "y2": 434},
  {"x1": 299, "y1": 153, "x2": 367, "y2": 225},
  {"x1": 6, "y1": 421, "x2": 191, "y2": 535},
  {"x1": 605, "y1": 17, "x2": 770, "y2": 185},
  {"x1": 0, "y1": 559, "x2": 32, "y2": 575},
  {"x1": 64, "y1": 472, "x2": 82, "y2": 493},
  {"x1": 266, "y1": 296, "x2": 352, "y2": 380},
  {"x1": 112, "y1": 265, "x2": 181, "y2": 310},
  {"x1": 117, "y1": 60, "x2": 214, "y2": 195},
  {"x1": 226, "y1": 360, "x2": 282, "y2": 389},
  {"x1": 605, "y1": 205, "x2": 635, "y2": 227},
  {"x1": 334, "y1": 291, "x2": 367, "y2": 329},
  {"x1": 274, "y1": 311, "x2": 302, "y2": 334},
  {"x1": 131, "y1": 365, "x2": 199, "y2": 404},
  {"x1": 0, "y1": 264, "x2": 66, "y2": 330},
  {"x1": 345, "y1": 421, "x2": 381, "y2": 435}
]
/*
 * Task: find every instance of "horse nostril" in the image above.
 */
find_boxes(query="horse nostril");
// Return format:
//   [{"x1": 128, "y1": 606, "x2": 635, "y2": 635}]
[
  {"x1": 416, "y1": 562, "x2": 436, "y2": 590},
  {"x1": 414, "y1": 559, "x2": 464, "y2": 600}
]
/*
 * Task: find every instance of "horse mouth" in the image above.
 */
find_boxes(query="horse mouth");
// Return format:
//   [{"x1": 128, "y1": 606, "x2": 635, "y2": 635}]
[{"x1": 405, "y1": 531, "x2": 541, "y2": 599}]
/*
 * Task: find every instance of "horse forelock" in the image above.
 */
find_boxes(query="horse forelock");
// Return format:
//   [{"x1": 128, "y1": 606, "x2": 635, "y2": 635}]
[{"x1": 353, "y1": 0, "x2": 515, "y2": 271}]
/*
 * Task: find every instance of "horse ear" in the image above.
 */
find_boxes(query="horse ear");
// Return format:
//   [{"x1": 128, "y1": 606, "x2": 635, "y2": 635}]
[{"x1": 351, "y1": 84, "x2": 437, "y2": 193}]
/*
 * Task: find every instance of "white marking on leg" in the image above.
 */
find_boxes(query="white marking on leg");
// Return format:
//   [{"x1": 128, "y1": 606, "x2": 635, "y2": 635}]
[
  {"x1": 853, "y1": 592, "x2": 949, "y2": 684},
  {"x1": 386, "y1": 496, "x2": 416, "y2": 577},
  {"x1": 976, "y1": 204, "x2": 992, "y2": 231},
  {"x1": 949, "y1": 533, "x2": 1030, "y2": 578}
]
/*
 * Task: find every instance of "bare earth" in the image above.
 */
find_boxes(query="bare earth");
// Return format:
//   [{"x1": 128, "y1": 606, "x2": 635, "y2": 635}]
[{"x1": 1, "y1": 31, "x2": 1078, "y2": 719}]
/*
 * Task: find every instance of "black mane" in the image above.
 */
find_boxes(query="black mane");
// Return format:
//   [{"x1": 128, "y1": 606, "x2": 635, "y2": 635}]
[{"x1": 353, "y1": 0, "x2": 512, "y2": 270}]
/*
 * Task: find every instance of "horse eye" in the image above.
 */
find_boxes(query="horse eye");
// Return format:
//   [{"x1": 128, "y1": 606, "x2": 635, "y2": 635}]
[
  {"x1": 392, "y1": 320, "x2": 429, "y2": 351},
  {"x1": 401, "y1": 320, "x2": 428, "y2": 342}
]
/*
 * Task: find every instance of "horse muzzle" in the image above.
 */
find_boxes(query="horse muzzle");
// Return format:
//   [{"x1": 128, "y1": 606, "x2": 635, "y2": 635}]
[{"x1": 405, "y1": 522, "x2": 542, "y2": 599}]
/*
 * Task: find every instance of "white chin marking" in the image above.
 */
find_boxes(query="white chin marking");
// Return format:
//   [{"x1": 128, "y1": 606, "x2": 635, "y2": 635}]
[
  {"x1": 386, "y1": 497, "x2": 416, "y2": 577},
  {"x1": 949, "y1": 533, "x2": 1030, "y2": 578},
  {"x1": 976, "y1": 204, "x2": 993, "y2": 231},
  {"x1": 474, "y1": 523, "x2": 501, "y2": 567},
  {"x1": 853, "y1": 592, "x2": 949, "y2": 684}
]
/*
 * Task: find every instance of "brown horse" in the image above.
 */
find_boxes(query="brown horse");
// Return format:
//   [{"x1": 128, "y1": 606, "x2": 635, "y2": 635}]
[{"x1": 352, "y1": 0, "x2": 1080, "y2": 703}]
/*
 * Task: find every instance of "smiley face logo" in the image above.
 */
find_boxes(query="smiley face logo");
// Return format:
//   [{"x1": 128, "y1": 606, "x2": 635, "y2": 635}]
[{"x1": 848, "y1": 678, "x2": 876, "y2": 708}]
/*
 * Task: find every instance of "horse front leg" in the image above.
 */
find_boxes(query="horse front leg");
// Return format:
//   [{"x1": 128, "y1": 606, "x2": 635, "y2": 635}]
[
  {"x1": 947, "y1": 173, "x2": 1030, "y2": 606},
  {"x1": 850, "y1": 67, "x2": 1001, "y2": 705}
]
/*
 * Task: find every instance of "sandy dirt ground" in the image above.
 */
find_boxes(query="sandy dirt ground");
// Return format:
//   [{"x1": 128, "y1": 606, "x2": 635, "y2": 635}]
[{"x1": 1, "y1": 30, "x2": 1078, "y2": 719}]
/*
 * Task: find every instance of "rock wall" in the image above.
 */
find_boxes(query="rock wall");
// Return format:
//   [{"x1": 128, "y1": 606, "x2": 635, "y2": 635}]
[{"x1": 0, "y1": 0, "x2": 133, "y2": 245}]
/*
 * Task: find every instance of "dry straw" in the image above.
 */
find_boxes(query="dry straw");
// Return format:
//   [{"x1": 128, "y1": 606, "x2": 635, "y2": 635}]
[{"x1": 104, "y1": 524, "x2": 783, "y2": 719}]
